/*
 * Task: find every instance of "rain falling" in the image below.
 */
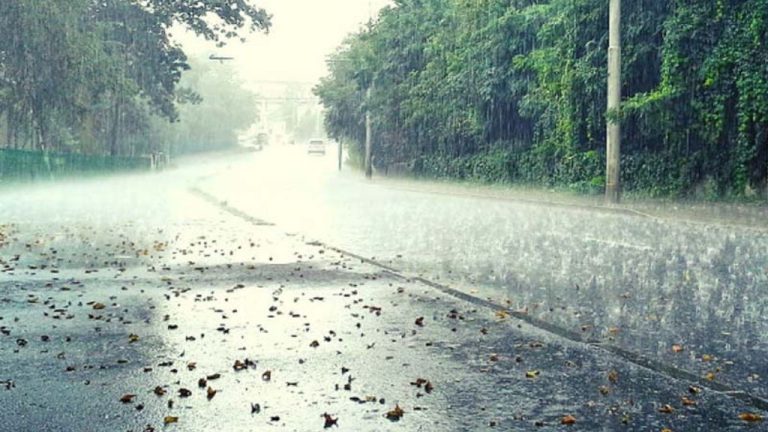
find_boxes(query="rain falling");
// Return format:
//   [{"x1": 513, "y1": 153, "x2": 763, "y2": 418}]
[{"x1": 0, "y1": 1, "x2": 767, "y2": 431}]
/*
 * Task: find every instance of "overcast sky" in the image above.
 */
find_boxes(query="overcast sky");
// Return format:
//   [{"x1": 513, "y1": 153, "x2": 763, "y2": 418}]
[{"x1": 178, "y1": 0, "x2": 393, "y2": 89}]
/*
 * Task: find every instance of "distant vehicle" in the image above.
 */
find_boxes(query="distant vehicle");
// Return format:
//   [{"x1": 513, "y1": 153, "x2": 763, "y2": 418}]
[
  {"x1": 244, "y1": 142, "x2": 263, "y2": 152},
  {"x1": 256, "y1": 132, "x2": 269, "y2": 146},
  {"x1": 307, "y1": 138, "x2": 326, "y2": 155},
  {"x1": 241, "y1": 136, "x2": 263, "y2": 152}
]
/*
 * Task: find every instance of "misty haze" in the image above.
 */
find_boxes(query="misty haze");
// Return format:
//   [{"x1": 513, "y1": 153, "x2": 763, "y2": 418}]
[{"x1": 0, "y1": 1, "x2": 767, "y2": 431}]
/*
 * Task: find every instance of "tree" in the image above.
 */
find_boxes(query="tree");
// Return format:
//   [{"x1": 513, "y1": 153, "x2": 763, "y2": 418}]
[
  {"x1": 0, "y1": 0, "x2": 271, "y2": 156},
  {"x1": 149, "y1": 59, "x2": 258, "y2": 155},
  {"x1": 316, "y1": 0, "x2": 767, "y2": 198}
]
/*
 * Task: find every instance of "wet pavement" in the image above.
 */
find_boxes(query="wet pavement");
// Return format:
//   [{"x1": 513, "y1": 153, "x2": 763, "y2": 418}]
[
  {"x1": 201, "y1": 146, "x2": 768, "y2": 404},
  {"x1": 0, "y1": 148, "x2": 766, "y2": 430}
]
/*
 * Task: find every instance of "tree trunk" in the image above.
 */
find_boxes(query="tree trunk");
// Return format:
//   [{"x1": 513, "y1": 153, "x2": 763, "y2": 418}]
[
  {"x1": 6, "y1": 110, "x2": 14, "y2": 149},
  {"x1": 110, "y1": 99, "x2": 121, "y2": 157},
  {"x1": 364, "y1": 87, "x2": 373, "y2": 179}
]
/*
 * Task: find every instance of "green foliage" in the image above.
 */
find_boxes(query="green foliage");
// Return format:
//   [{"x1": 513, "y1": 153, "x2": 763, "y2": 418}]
[
  {"x1": 0, "y1": 0, "x2": 270, "y2": 158},
  {"x1": 148, "y1": 60, "x2": 258, "y2": 154},
  {"x1": 316, "y1": 0, "x2": 768, "y2": 198}
]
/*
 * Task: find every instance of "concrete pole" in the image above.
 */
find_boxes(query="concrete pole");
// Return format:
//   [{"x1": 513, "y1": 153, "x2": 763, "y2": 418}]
[
  {"x1": 606, "y1": 0, "x2": 621, "y2": 203},
  {"x1": 338, "y1": 139, "x2": 343, "y2": 171},
  {"x1": 364, "y1": 86, "x2": 373, "y2": 179}
]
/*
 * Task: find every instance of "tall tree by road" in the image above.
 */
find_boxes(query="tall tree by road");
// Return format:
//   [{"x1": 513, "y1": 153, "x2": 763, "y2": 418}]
[
  {"x1": 0, "y1": 0, "x2": 270, "y2": 156},
  {"x1": 316, "y1": 0, "x2": 767, "y2": 199}
]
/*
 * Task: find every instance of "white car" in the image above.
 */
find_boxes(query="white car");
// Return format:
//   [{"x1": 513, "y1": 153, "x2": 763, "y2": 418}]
[{"x1": 307, "y1": 139, "x2": 325, "y2": 155}]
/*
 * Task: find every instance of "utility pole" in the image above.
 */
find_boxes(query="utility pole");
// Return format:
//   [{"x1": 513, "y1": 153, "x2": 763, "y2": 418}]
[
  {"x1": 606, "y1": 0, "x2": 621, "y2": 203},
  {"x1": 338, "y1": 139, "x2": 343, "y2": 171},
  {"x1": 364, "y1": 86, "x2": 373, "y2": 179}
]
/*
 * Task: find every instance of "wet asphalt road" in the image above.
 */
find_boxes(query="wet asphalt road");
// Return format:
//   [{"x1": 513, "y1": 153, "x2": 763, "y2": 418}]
[
  {"x1": 0, "y1": 148, "x2": 766, "y2": 431},
  {"x1": 201, "y1": 146, "x2": 768, "y2": 403}
]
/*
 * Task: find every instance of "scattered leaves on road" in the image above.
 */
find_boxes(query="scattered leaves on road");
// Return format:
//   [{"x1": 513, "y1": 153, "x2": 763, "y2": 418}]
[
  {"x1": 322, "y1": 413, "x2": 338, "y2": 428},
  {"x1": 739, "y1": 412, "x2": 763, "y2": 422},
  {"x1": 525, "y1": 370, "x2": 540, "y2": 379},
  {"x1": 608, "y1": 369, "x2": 619, "y2": 384},
  {"x1": 119, "y1": 394, "x2": 136, "y2": 404},
  {"x1": 206, "y1": 386, "x2": 217, "y2": 400},
  {"x1": 658, "y1": 404, "x2": 675, "y2": 413},
  {"x1": 386, "y1": 404, "x2": 405, "y2": 421}
]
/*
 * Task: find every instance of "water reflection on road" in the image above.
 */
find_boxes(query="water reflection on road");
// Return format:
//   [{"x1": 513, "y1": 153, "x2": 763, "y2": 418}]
[{"x1": 202, "y1": 145, "x2": 768, "y2": 399}]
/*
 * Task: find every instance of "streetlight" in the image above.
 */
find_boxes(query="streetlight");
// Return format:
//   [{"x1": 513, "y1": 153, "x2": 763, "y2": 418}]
[{"x1": 209, "y1": 54, "x2": 234, "y2": 63}]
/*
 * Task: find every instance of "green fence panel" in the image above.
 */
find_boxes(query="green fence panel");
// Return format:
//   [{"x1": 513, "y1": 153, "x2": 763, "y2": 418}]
[{"x1": 0, "y1": 149, "x2": 150, "y2": 182}]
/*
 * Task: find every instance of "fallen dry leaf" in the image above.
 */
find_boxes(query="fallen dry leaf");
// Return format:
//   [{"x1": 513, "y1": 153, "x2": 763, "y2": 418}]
[
  {"x1": 386, "y1": 404, "x2": 405, "y2": 421},
  {"x1": 163, "y1": 416, "x2": 178, "y2": 424},
  {"x1": 206, "y1": 386, "x2": 217, "y2": 400},
  {"x1": 525, "y1": 370, "x2": 540, "y2": 379},
  {"x1": 120, "y1": 394, "x2": 136, "y2": 404},
  {"x1": 681, "y1": 397, "x2": 696, "y2": 406},
  {"x1": 322, "y1": 413, "x2": 338, "y2": 428},
  {"x1": 738, "y1": 412, "x2": 763, "y2": 422},
  {"x1": 608, "y1": 369, "x2": 619, "y2": 384},
  {"x1": 92, "y1": 303, "x2": 106, "y2": 310},
  {"x1": 561, "y1": 415, "x2": 576, "y2": 425},
  {"x1": 671, "y1": 344, "x2": 684, "y2": 353},
  {"x1": 658, "y1": 404, "x2": 675, "y2": 413}
]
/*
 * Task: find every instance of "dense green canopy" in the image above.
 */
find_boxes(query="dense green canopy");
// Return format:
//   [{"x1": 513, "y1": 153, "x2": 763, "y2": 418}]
[
  {"x1": 0, "y1": 0, "x2": 270, "y2": 156},
  {"x1": 316, "y1": 0, "x2": 768, "y2": 198}
]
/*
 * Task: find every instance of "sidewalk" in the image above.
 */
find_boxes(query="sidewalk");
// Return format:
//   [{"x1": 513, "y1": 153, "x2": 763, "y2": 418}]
[
  {"x1": 1, "y1": 187, "x2": 764, "y2": 431},
  {"x1": 371, "y1": 176, "x2": 768, "y2": 231}
]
